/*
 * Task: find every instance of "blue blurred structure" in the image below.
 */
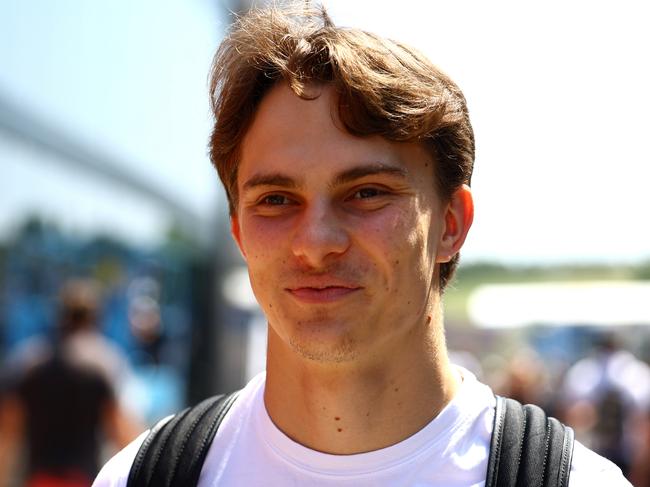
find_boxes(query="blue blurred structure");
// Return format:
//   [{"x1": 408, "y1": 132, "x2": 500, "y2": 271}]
[
  {"x1": 0, "y1": 216, "x2": 199, "y2": 423},
  {"x1": 0, "y1": 1, "x2": 260, "y2": 426}
]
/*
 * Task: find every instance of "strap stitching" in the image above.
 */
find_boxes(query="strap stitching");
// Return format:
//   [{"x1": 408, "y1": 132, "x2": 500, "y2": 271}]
[
  {"x1": 167, "y1": 395, "x2": 227, "y2": 486},
  {"x1": 172, "y1": 392, "x2": 240, "y2": 485},
  {"x1": 558, "y1": 426, "x2": 574, "y2": 487},
  {"x1": 487, "y1": 396, "x2": 506, "y2": 486},
  {"x1": 146, "y1": 406, "x2": 195, "y2": 486},
  {"x1": 486, "y1": 398, "x2": 574, "y2": 487},
  {"x1": 196, "y1": 392, "x2": 239, "y2": 458},
  {"x1": 127, "y1": 416, "x2": 171, "y2": 485},
  {"x1": 515, "y1": 403, "x2": 527, "y2": 482},
  {"x1": 558, "y1": 426, "x2": 568, "y2": 487},
  {"x1": 539, "y1": 417, "x2": 552, "y2": 487}
]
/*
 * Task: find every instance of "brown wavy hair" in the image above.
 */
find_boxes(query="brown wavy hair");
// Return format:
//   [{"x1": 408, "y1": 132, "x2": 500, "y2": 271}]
[{"x1": 208, "y1": 2, "x2": 475, "y2": 290}]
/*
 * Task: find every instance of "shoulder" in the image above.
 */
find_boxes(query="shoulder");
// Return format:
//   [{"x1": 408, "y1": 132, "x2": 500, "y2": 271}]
[
  {"x1": 568, "y1": 440, "x2": 632, "y2": 486},
  {"x1": 93, "y1": 373, "x2": 265, "y2": 486},
  {"x1": 66, "y1": 331, "x2": 132, "y2": 384},
  {"x1": 92, "y1": 430, "x2": 149, "y2": 487},
  {"x1": 3, "y1": 336, "x2": 51, "y2": 374}
]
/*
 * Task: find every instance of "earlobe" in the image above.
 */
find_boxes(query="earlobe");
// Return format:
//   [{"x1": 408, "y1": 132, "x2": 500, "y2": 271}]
[
  {"x1": 436, "y1": 184, "x2": 474, "y2": 263},
  {"x1": 230, "y1": 216, "x2": 247, "y2": 260}
]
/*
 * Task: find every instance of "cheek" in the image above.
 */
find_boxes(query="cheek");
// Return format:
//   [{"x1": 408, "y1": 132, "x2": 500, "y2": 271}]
[
  {"x1": 239, "y1": 224, "x2": 285, "y2": 297},
  {"x1": 240, "y1": 218, "x2": 288, "y2": 258},
  {"x1": 378, "y1": 207, "x2": 431, "y2": 257},
  {"x1": 246, "y1": 266, "x2": 282, "y2": 322},
  {"x1": 359, "y1": 208, "x2": 410, "y2": 243},
  {"x1": 356, "y1": 209, "x2": 431, "y2": 284},
  {"x1": 389, "y1": 208, "x2": 439, "y2": 286}
]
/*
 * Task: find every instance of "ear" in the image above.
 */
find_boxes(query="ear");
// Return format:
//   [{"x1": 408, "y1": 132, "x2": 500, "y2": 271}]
[
  {"x1": 230, "y1": 215, "x2": 247, "y2": 261},
  {"x1": 436, "y1": 184, "x2": 474, "y2": 263}
]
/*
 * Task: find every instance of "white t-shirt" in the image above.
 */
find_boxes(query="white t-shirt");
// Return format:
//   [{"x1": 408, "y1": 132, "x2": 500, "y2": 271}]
[{"x1": 93, "y1": 368, "x2": 630, "y2": 486}]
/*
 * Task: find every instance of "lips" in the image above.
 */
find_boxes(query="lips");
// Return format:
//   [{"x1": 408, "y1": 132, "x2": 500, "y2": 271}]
[{"x1": 286, "y1": 285, "x2": 362, "y2": 304}]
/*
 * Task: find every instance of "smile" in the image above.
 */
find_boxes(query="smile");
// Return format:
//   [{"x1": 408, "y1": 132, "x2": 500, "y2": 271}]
[{"x1": 285, "y1": 286, "x2": 362, "y2": 304}]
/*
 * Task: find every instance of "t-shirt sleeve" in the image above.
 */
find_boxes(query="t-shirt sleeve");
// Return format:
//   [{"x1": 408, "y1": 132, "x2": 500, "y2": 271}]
[
  {"x1": 568, "y1": 440, "x2": 632, "y2": 486},
  {"x1": 92, "y1": 430, "x2": 149, "y2": 487}
]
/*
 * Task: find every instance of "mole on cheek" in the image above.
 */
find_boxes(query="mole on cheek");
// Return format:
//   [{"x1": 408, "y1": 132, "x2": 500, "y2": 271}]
[{"x1": 337, "y1": 428, "x2": 343, "y2": 433}]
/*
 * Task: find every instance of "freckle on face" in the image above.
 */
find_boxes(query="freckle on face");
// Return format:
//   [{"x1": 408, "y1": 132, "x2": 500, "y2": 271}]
[{"x1": 237, "y1": 84, "x2": 441, "y2": 366}]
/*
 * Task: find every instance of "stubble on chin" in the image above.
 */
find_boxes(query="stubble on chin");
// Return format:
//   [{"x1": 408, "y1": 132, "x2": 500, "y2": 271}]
[
  {"x1": 288, "y1": 335, "x2": 359, "y2": 363},
  {"x1": 286, "y1": 315, "x2": 360, "y2": 364}
]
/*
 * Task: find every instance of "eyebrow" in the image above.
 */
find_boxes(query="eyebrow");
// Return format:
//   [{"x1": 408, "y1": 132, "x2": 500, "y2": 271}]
[
  {"x1": 241, "y1": 162, "x2": 409, "y2": 192},
  {"x1": 242, "y1": 173, "x2": 299, "y2": 191},
  {"x1": 330, "y1": 163, "x2": 408, "y2": 187}
]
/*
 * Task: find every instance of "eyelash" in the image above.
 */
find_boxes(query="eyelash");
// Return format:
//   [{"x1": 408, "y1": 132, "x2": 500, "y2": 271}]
[
  {"x1": 255, "y1": 186, "x2": 390, "y2": 209},
  {"x1": 349, "y1": 187, "x2": 386, "y2": 200},
  {"x1": 261, "y1": 194, "x2": 292, "y2": 206}
]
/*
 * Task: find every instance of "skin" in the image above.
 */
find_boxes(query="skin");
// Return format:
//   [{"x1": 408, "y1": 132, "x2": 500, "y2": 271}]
[{"x1": 231, "y1": 83, "x2": 474, "y2": 455}]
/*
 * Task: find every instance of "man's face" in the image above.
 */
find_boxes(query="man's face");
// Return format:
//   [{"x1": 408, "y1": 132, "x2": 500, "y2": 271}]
[{"x1": 232, "y1": 83, "x2": 455, "y2": 364}]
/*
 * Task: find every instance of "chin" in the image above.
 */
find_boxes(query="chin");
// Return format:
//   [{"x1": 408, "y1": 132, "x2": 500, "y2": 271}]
[
  {"x1": 288, "y1": 336, "x2": 360, "y2": 364},
  {"x1": 283, "y1": 317, "x2": 362, "y2": 364}
]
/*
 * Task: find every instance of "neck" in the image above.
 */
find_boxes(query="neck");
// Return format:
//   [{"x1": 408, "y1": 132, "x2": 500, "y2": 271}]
[{"x1": 263, "y1": 309, "x2": 460, "y2": 455}]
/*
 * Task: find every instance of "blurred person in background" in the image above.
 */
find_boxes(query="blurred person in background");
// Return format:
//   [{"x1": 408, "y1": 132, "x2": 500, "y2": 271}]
[
  {"x1": 629, "y1": 405, "x2": 650, "y2": 487},
  {"x1": 125, "y1": 279, "x2": 185, "y2": 424},
  {"x1": 491, "y1": 348, "x2": 555, "y2": 414},
  {"x1": 0, "y1": 278, "x2": 140, "y2": 487},
  {"x1": 560, "y1": 332, "x2": 650, "y2": 476}
]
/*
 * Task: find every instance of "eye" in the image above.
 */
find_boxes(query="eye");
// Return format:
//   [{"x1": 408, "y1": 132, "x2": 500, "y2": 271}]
[
  {"x1": 261, "y1": 194, "x2": 291, "y2": 205},
  {"x1": 351, "y1": 187, "x2": 385, "y2": 199}
]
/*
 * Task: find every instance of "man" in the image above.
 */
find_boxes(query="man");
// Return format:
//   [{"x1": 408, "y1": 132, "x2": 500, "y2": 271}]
[
  {"x1": 0, "y1": 278, "x2": 140, "y2": 486},
  {"x1": 94, "y1": 3, "x2": 630, "y2": 485}
]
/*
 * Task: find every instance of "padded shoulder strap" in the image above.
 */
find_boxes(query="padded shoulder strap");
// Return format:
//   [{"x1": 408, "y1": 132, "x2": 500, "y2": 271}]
[
  {"x1": 486, "y1": 396, "x2": 574, "y2": 487},
  {"x1": 127, "y1": 391, "x2": 239, "y2": 487}
]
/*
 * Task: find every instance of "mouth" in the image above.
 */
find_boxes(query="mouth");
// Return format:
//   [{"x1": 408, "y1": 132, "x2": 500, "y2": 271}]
[{"x1": 285, "y1": 285, "x2": 362, "y2": 304}]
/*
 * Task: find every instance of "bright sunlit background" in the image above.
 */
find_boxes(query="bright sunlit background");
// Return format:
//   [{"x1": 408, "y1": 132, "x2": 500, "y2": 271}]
[
  {"x1": 327, "y1": 1, "x2": 650, "y2": 265},
  {"x1": 2, "y1": 0, "x2": 649, "y2": 262},
  {"x1": 1, "y1": 1, "x2": 649, "y2": 484}
]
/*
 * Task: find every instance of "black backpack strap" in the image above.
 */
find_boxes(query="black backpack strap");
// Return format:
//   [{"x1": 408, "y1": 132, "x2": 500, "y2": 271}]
[
  {"x1": 486, "y1": 396, "x2": 574, "y2": 487},
  {"x1": 127, "y1": 390, "x2": 240, "y2": 487}
]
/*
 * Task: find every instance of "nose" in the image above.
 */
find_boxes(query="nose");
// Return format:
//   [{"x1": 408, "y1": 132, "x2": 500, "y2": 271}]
[{"x1": 290, "y1": 200, "x2": 351, "y2": 268}]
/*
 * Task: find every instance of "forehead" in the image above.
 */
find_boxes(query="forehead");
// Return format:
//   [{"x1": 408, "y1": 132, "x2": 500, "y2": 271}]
[{"x1": 238, "y1": 83, "x2": 436, "y2": 191}]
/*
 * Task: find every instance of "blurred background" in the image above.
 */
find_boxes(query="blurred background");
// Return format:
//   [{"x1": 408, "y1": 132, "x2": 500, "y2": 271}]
[{"x1": 1, "y1": 0, "x2": 649, "y2": 485}]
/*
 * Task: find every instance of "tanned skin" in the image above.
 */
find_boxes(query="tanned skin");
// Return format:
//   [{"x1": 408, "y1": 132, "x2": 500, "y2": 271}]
[{"x1": 231, "y1": 83, "x2": 474, "y2": 455}]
